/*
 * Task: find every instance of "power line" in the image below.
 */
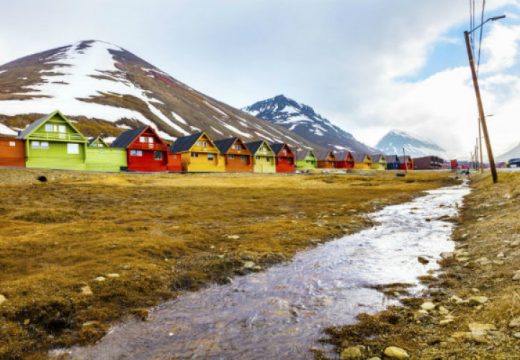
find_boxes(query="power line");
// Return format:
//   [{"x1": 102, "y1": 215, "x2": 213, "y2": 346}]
[{"x1": 476, "y1": 0, "x2": 486, "y2": 75}]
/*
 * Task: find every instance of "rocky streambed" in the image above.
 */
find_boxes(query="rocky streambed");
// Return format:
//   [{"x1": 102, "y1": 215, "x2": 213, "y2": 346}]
[{"x1": 57, "y1": 182, "x2": 469, "y2": 360}]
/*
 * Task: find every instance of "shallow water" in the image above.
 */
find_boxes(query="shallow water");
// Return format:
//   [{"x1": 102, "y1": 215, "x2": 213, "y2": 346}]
[{"x1": 63, "y1": 183, "x2": 469, "y2": 360}]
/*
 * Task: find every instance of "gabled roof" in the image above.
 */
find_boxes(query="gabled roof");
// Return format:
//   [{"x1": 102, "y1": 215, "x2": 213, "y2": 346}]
[
  {"x1": 17, "y1": 110, "x2": 85, "y2": 140},
  {"x1": 352, "y1": 152, "x2": 371, "y2": 163},
  {"x1": 88, "y1": 136, "x2": 109, "y2": 147},
  {"x1": 399, "y1": 155, "x2": 412, "y2": 162},
  {"x1": 385, "y1": 155, "x2": 400, "y2": 163},
  {"x1": 170, "y1": 132, "x2": 217, "y2": 153},
  {"x1": 270, "y1": 143, "x2": 293, "y2": 156},
  {"x1": 295, "y1": 148, "x2": 316, "y2": 161},
  {"x1": 111, "y1": 127, "x2": 147, "y2": 148},
  {"x1": 214, "y1": 137, "x2": 238, "y2": 154},
  {"x1": 371, "y1": 154, "x2": 386, "y2": 163},
  {"x1": 335, "y1": 151, "x2": 353, "y2": 161},
  {"x1": 245, "y1": 140, "x2": 274, "y2": 155},
  {"x1": 315, "y1": 149, "x2": 335, "y2": 161}
]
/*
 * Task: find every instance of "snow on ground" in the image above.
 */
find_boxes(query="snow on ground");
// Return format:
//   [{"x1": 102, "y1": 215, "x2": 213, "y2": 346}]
[
  {"x1": 254, "y1": 131, "x2": 274, "y2": 142},
  {"x1": 0, "y1": 70, "x2": 7, "y2": 75},
  {"x1": 171, "y1": 111, "x2": 187, "y2": 124},
  {"x1": 0, "y1": 123, "x2": 17, "y2": 136},
  {"x1": 210, "y1": 126, "x2": 224, "y2": 135},
  {"x1": 203, "y1": 101, "x2": 228, "y2": 117},
  {"x1": 334, "y1": 145, "x2": 353, "y2": 151},
  {"x1": 0, "y1": 40, "x2": 186, "y2": 136},
  {"x1": 222, "y1": 123, "x2": 252, "y2": 138}
]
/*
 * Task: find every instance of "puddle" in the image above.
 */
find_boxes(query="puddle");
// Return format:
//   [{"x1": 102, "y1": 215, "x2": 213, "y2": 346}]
[{"x1": 61, "y1": 182, "x2": 470, "y2": 359}]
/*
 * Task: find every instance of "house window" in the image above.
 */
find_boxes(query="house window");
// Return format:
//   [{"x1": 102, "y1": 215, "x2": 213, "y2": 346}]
[
  {"x1": 154, "y1": 151, "x2": 163, "y2": 160},
  {"x1": 58, "y1": 125, "x2": 66, "y2": 133},
  {"x1": 130, "y1": 150, "x2": 143, "y2": 157},
  {"x1": 8, "y1": 141, "x2": 15, "y2": 147},
  {"x1": 256, "y1": 156, "x2": 260, "y2": 160},
  {"x1": 45, "y1": 124, "x2": 54, "y2": 132},
  {"x1": 148, "y1": 137, "x2": 154, "y2": 144},
  {"x1": 41, "y1": 142, "x2": 49, "y2": 149},
  {"x1": 191, "y1": 152, "x2": 198, "y2": 158},
  {"x1": 234, "y1": 144, "x2": 241, "y2": 151},
  {"x1": 139, "y1": 136, "x2": 146, "y2": 143},
  {"x1": 67, "y1": 143, "x2": 79, "y2": 154},
  {"x1": 229, "y1": 154, "x2": 235, "y2": 159},
  {"x1": 31, "y1": 141, "x2": 40, "y2": 149},
  {"x1": 208, "y1": 154, "x2": 214, "y2": 160},
  {"x1": 197, "y1": 141, "x2": 207, "y2": 147},
  {"x1": 240, "y1": 155, "x2": 247, "y2": 162}
]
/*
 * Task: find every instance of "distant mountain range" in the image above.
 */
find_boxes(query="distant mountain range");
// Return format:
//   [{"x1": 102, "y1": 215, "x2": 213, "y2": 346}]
[
  {"x1": 497, "y1": 142, "x2": 520, "y2": 162},
  {"x1": 243, "y1": 95, "x2": 377, "y2": 154},
  {"x1": 0, "y1": 40, "x2": 317, "y2": 149},
  {"x1": 376, "y1": 130, "x2": 447, "y2": 158}
]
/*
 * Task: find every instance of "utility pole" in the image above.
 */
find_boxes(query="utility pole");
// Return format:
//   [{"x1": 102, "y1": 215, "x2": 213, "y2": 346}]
[{"x1": 464, "y1": 28, "x2": 499, "y2": 183}]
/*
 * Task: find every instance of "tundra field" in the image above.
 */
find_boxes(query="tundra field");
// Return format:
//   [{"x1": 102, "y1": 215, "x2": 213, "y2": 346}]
[{"x1": 0, "y1": 169, "x2": 457, "y2": 359}]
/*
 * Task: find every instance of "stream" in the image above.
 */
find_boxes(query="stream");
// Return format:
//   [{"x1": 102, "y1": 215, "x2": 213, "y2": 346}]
[{"x1": 61, "y1": 182, "x2": 470, "y2": 359}]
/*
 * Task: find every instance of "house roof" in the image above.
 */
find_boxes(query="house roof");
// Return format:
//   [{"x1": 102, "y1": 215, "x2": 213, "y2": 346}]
[
  {"x1": 295, "y1": 148, "x2": 315, "y2": 161},
  {"x1": 315, "y1": 149, "x2": 335, "y2": 161},
  {"x1": 17, "y1": 110, "x2": 85, "y2": 140},
  {"x1": 270, "y1": 143, "x2": 284, "y2": 155},
  {"x1": 352, "y1": 152, "x2": 370, "y2": 163},
  {"x1": 385, "y1": 155, "x2": 400, "y2": 163},
  {"x1": 245, "y1": 140, "x2": 273, "y2": 155},
  {"x1": 214, "y1": 137, "x2": 238, "y2": 154},
  {"x1": 170, "y1": 132, "x2": 204, "y2": 153},
  {"x1": 111, "y1": 127, "x2": 146, "y2": 148},
  {"x1": 399, "y1": 155, "x2": 412, "y2": 162},
  {"x1": 372, "y1": 154, "x2": 386, "y2": 163},
  {"x1": 88, "y1": 136, "x2": 109, "y2": 147},
  {"x1": 335, "y1": 151, "x2": 353, "y2": 161}
]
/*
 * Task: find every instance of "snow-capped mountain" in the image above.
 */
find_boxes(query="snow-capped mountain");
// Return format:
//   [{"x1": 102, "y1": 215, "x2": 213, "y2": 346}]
[
  {"x1": 243, "y1": 95, "x2": 377, "y2": 153},
  {"x1": 497, "y1": 142, "x2": 520, "y2": 162},
  {"x1": 376, "y1": 130, "x2": 447, "y2": 158},
  {"x1": 0, "y1": 40, "x2": 316, "y2": 148}
]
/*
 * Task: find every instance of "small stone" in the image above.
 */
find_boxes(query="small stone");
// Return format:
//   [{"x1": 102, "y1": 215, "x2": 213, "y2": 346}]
[
  {"x1": 243, "y1": 261, "x2": 256, "y2": 269},
  {"x1": 512, "y1": 270, "x2": 520, "y2": 281},
  {"x1": 509, "y1": 317, "x2": 520, "y2": 328},
  {"x1": 417, "y1": 256, "x2": 429, "y2": 265},
  {"x1": 440, "y1": 252, "x2": 453, "y2": 259},
  {"x1": 513, "y1": 332, "x2": 520, "y2": 339},
  {"x1": 468, "y1": 296, "x2": 488, "y2": 305},
  {"x1": 468, "y1": 322, "x2": 496, "y2": 337},
  {"x1": 227, "y1": 235, "x2": 240, "y2": 240},
  {"x1": 94, "y1": 276, "x2": 106, "y2": 282},
  {"x1": 438, "y1": 306, "x2": 449, "y2": 315},
  {"x1": 340, "y1": 346, "x2": 363, "y2": 359},
  {"x1": 420, "y1": 301, "x2": 436, "y2": 311},
  {"x1": 450, "y1": 295, "x2": 466, "y2": 304},
  {"x1": 471, "y1": 288, "x2": 480, "y2": 293},
  {"x1": 0, "y1": 294, "x2": 6, "y2": 305},
  {"x1": 23, "y1": 319, "x2": 30, "y2": 325},
  {"x1": 497, "y1": 252, "x2": 505, "y2": 259},
  {"x1": 82, "y1": 321, "x2": 99, "y2": 327},
  {"x1": 510, "y1": 240, "x2": 520, "y2": 247},
  {"x1": 107, "y1": 273, "x2": 120, "y2": 278},
  {"x1": 367, "y1": 358, "x2": 381, "y2": 360},
  {"x1": 80, "y1": 285, "x2": 93, "y2": 296},
  {"x1": 440, "y1": 319, "x2": 454, "y2": 325},
  {"x1": 493, "y1": 260, "x2": 504, "y2": 265},
  {"x1": 383, "y1": 346, "x2": 409, "y2": 359}
]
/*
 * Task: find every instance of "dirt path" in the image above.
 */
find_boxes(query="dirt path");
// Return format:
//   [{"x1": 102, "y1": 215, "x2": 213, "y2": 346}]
[{"x1": 319, "y1": 173, "x2": 520, "y2": 360}]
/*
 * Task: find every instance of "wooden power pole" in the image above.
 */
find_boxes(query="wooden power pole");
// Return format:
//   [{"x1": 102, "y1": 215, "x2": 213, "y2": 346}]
[{"x1": 464, "y1": 30, "x2": 498, "y2": 183}]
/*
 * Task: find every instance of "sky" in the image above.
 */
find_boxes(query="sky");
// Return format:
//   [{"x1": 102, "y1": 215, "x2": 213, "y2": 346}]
[{"x1": 1, "y1": 0, "x2": 520, "y2": 158}]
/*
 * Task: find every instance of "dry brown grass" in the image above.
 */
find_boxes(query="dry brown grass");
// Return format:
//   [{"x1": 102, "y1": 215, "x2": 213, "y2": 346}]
[
  {"x1": 319, "y1": 172, "x2": 520, "y2": 360},
  {"x1": 0, "y1": 168, "x2": 456, "y2": 359}
]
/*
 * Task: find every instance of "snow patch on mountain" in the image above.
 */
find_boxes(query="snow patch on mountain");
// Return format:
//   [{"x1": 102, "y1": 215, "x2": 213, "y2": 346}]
[{"x1": 376, "y1": 130, "x2": 447, "y2": 158}]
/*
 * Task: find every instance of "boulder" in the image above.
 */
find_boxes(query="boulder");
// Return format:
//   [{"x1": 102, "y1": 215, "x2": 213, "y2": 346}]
[
  {"x1": 340, "y1": 346, "x2": 363, "y2": 359},
  {"x1": 420, "y1": 301, "x2": 436, "y2": 311},
  {"x1": 243, "y1": 261, "x2": 256, "y2": 269},
  {"x1": 383, "y1": 346, "x2": 409, "y2": 359}
]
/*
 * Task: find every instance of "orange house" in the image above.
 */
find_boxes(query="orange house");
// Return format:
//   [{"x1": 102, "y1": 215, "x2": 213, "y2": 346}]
[
  {"x1": 316, "y1": 150, "x2": 336, "y2": 168},
  {"x1": 214, "y1": 137, "x2": 253, "y2": 172},
  {"x1": 0, "y1": 137, "x2": 25, "y2": 167}
]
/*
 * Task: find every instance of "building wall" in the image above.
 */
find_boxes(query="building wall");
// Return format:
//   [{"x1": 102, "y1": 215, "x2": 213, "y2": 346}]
[
  {"x1": 296, "y1": 156, "x2": 317, "y2": 170},
  {"x1": 276, "y1": 157, "x2": 295, "y2": 173},
  {"x1": 371, "y1": 162, "x2": 387, "y2": 170},
  {"x1": 86, "y1": 147, "x2": 127, "y2": 172},
  {"x1": 225, "y1": 154, "x2": 253, "y2": 172},
  {"x1": 335, "y1": 160, "x2": 354, "y2": 169},
  {"x1": 181, "y1": 152, "x2": 225, "y2": 172},
  {"x1": 127, "y1": 149, "x2": 168, "y2": 172},
  {"x1": 0, "y1": 139, "x2": 25, "y2": 167},
  {"x1": 167, "y1": 153, "x2": 183, "y2": 172},
  {"x1": 317, "y1": 160, "x2": 335, "y2": 168},
  {"x1": 25, "y1": 141, "x2": 86, "y2": 170},
  {"x1": 252, "y1": 155, "x2": 276, "y2": 173},
  {"x1": 353, "y1": 162, "x2": 371, "y2": 170}
]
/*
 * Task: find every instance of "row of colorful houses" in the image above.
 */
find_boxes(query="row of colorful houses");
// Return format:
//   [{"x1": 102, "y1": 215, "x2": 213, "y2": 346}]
[{"x1": 0, "y1": 110, "x2": 416, "y2": 173}]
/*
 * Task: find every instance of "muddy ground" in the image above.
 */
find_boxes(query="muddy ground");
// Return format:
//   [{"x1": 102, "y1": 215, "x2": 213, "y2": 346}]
[
  {"x1": 0, "y1": 169, "x2": 455, "y2": 359},
  {"x1": 319, "y1": 172, "x2": 520, "y2": 360}
]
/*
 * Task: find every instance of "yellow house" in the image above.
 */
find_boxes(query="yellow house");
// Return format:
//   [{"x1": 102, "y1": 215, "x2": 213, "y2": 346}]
[
  {"x1": 371, "y1": 154, "x2": 387, "y2": 170},
  {"x1": 245, "y1": 140, "x2": 276, "y2": 173},
  {"x1": 170, "y1": 132, "x2": 225, "y2": 172},
  {"x1": 352, "y1": 152, "x2": 372, "y2": 170}
]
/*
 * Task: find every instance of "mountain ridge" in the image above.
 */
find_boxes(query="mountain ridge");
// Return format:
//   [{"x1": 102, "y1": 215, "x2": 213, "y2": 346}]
[{"x1": 376, "y1": 129, "x2": 447, "y2": 158}]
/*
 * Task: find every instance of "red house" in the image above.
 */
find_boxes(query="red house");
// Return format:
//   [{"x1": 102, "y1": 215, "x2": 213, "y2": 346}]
[
  {"x1": 111, "y1": 126, "x2": 170, "y2": 172},
  {"x1": 399, "y1": 155, "x2": 414, "y2": 170},
  {"x1": 167, "y1": 152, "x2": 183, "y2": 172},
  {"x1": 0, "y1": 137, "x2": 25, "y2": 167},
  {"x1": 270, "y1": 143, "x2": 295, "y2": 173},
  {"x1": 335, "y1": 151, "x2": 355, "y2": 169}
]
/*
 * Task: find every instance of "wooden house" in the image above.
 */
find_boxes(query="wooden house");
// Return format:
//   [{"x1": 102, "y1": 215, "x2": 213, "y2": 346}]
[
  {"x1": 0, "y1": 137, "x2": 25, "y2": 167},
  {"x1": 352, "y1": 153, "x2": 372, "y2": 170},
  {"x1": 85, "y1": 136, "x2": 127, "y2": 172},
  {"x1": 214, "y1": 137, "x2": 253, "y2": 173},
  {"x1": 111, "y1": 126, "x2": 169, "y2": 172},
  {"x1": 371, "y1": 154, "x2": 387, "y2": 170},
  {"x1": 399, "y1": 155, "x2": 414, "y2": 170},
  {"x1": 167, "y1": 151, "x2": 183, "y2": 172},
  {"x1": 270, "y1": 143, "x2": 295, "y2": 173},
  {"x1": 17, "y1": 110, "x2": 87, "y2": 170},
  {"x1": 385, "y1": 155, "x2": 401, "y2": 170},
  {"x1": 295, "y1": 149, "x2": 317, "y2": 171},
  {"x1": 316, "y1": 150, "x2": 336, "y2": 168},
  {"x1": 413, "y1": 156, "x2": 444, "y2": 170},
  {"x1": 170, "y1": 132, "x2": 225, "y2": 172},
  {"x1": 245, "y1": 140, "x2": 276, "y2": 173},
  {"x1": 335, "y1": 151, "x2": 355, "y2": 169}
]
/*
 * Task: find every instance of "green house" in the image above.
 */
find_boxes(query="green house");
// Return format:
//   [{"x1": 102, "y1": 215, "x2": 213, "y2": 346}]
[
  {"x1": 295, "y1": 148, "x2": 317, "y2": 170},
  {"x1": 17, "y1": 110, "x2": 87, "y2": 170},
  {"x1": 86, "y1": 136, "x2": 127, "y2": 172},
  {"x1": 245, "y1": 140, "x2": 276, "y2": 173}
]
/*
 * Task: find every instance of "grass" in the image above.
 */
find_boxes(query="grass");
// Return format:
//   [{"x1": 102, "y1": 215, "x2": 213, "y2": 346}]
[
  {"x1": 318, "y1": 172, "x2": 520, "y2": 360},
  {"x1": 0, "y1": 168, "x2": 457, "y2": 359}
]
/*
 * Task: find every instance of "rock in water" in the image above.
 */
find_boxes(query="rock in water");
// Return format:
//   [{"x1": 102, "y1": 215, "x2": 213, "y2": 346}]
[{"x1": 384, "y1": 346, "x2": 409, "y2": 359}]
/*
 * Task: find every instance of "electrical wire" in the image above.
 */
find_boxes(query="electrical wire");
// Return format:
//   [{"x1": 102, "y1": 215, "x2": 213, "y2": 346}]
[{"x1": 476, "y1": 0, "x2": 486, "y2": 75}]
